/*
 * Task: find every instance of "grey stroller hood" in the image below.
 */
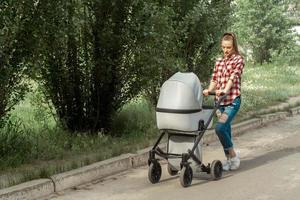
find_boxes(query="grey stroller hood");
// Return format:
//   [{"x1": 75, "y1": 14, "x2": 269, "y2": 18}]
[
  {"x1": 156, "y1": 72, "x2": 203, "y2": 112},
  {"x1": 156, "y1": 72, "x2": 211, "y2": 132}
]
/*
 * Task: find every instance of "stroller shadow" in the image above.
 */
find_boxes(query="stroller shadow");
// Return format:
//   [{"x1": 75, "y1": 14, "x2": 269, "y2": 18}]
[
  {"x1": 190, "y1": 173, "x2": 233, "y2": 187},
  {"x1": 159, "y1": 175, "x2": 179, "y2": 183},
  {"x1": 155, "y1": 145, "x2": 300, "y2": 187},
  {"x1": 190, "y1": 145, "x2": 300, "y2": 187},
  {"x1": 235, "y1": 145, "x2": 300, "y2": 174}
]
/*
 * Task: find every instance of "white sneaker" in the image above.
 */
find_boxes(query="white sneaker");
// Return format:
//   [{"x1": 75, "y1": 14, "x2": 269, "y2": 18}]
[
  {"x1": 230, "y1": 150, "x2": 240, "y2": 170},
  {"x1": 222, "y1": 159, "x2": 231, "y2": 171}
]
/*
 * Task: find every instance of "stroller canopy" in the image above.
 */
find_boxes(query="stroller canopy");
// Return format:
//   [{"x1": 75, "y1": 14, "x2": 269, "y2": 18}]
[{"x1": 157, "y1": 72, "x2": 203, "y2": 113}]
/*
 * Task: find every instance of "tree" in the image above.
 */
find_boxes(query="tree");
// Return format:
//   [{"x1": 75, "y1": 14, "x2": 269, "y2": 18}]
[
  {"x1": 32, "y1": 0, "x2": 234, "y2": 132},
  {"x1": 0, "y1": 0, "x2": 37, "y2": 127},
  {"x1": 0, "y1": 0, "x2": 232, "y2": 134},
  {"x1": 175, "y1": 0, "x2": 233, "y2": 79},
  {"x1": 128, "y1": 0, "x2": 182, "y2": 105},
  {"x1": 132, "y1": 0, "x2": 233, "y2": 105},
  {"x1": 0, "y1": 0, "x2": 234, "y2": 133},
  {"x1": 233, "y1": 0, "x2": 297, "y2": 64},
  {"x1": 33, "y1": 0, "x2": 153, "y2": 132}
]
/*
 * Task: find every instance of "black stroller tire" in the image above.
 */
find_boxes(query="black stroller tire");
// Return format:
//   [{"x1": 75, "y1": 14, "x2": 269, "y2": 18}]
[
  {"x1": 167, "y1": 164, "x2": 178, "y2": 176},
  {"x1": 180, "y1": 165, "x2": 193, "y2": 187},
  {"x1": 211, "y1": 160, "x2": 223, "y2": 180},
  {"x1": 148, "y1": 162, "x2": 162, "y2": 184}
]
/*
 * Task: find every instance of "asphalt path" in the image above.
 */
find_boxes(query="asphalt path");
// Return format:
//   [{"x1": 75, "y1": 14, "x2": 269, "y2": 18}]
[{"x1": 50, "y1": 115, "x2": 300, "y2": 200}]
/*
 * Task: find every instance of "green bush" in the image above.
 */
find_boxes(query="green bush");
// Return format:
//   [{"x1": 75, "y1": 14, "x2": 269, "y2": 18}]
[{"x1": 110, "y1": 97, "x2": 157, "y2": 137}]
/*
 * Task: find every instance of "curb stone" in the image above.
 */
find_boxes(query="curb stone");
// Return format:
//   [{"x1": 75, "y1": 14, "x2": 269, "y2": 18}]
[
  {"x1": 51, "y1": 153, "x2": 133, "y2": 192},
  {"x1": 290, "y1": 106, "x2": 300, "y2": 115},
  {"x1": 259, "y1": 111, "x2": 290, "y2": 124},
  {"x1": 0, "y1": 106, "x2": 300, "y2": 199},
  {"x1": 0, "y1": 179, "x2": 54, "y2": 200},
  {"x1": 131, "y1": 143, "x2": 167, "y2": 168},
  {"x1": 232, "y1": 118, "x2": 262, "y2": 137},
  {"x1": 130, "y1": 147, "x2": 152, "y2": 168}
]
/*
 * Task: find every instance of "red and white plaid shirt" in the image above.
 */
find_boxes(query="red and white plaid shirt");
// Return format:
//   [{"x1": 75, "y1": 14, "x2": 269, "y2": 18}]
[{"x1": 211, "y1": 54, "x2": 245, "y2": 105}]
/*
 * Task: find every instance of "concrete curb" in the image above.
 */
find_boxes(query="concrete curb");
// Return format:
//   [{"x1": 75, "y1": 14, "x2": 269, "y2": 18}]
[
  {"x1": 0, "y1": 179, "x2": 54, "y2": 200},
  {"x1": 259, "y1": 111, "x2": 290, "y2": 124},
  {"x1": 131, "y1": 147, "x2": 152, "y2": 168},
  {"x1": 204, "y1": 118, "x2": 263, "y2": 143},
  {"x1": 131, "y1": 143, "x2": 167, "y2": 168},
  {"x1": 1, "y1": 106, "x2": 300, "y2": 199},
  {"x1": 51, "y1": 153, "x2": 133, "y2": 192},
  {"x1": 290, "y1": 106, "x2": 300, "y2": 115},
  {"x1": 232, "y1": 118, "x2": 262, "y2": 137}
]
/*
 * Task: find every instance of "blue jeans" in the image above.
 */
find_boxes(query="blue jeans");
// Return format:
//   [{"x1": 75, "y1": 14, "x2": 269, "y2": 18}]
[{"x1": 215, "y1": 97, "x2": 241, "y2": 156}]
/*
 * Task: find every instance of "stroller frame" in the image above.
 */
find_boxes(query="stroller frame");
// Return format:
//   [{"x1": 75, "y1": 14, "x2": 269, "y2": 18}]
[{"x1": 148, "y1": 93, "x2": 227, "y2": 187}]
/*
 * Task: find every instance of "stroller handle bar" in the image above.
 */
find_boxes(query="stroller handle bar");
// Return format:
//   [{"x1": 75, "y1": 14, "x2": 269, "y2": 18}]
[
  {"x1": 207, "y1": 91, "x2": 228, "y2": 107},
  {"x1": 207, "y1": 91, "x2": 225, "y2": 96}
]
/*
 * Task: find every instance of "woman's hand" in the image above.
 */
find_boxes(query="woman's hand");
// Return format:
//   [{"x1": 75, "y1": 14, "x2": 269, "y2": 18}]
[
  {"x1": 203, "y1": 89, "x2": 210, "y2": 96},
  {"x1": 215, "y1": 89, "x2": 227, "y2": 97}
]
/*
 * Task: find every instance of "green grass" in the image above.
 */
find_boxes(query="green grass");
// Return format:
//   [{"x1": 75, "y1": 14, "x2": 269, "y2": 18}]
[
  {"x1": 236, "y1": 58, "x2": 300, "y2": 121},
  {"x1": 1, "y1": 54, "x2": 300, "y2": 189},
  {"x1": 0, "y1": 94, "x2": 159, "y2": 189}
]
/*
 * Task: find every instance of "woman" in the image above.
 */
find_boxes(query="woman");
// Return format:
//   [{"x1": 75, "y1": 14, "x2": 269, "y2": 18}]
[{"x1": 203, "y1": 32, "x2": 245, "y2": 171}]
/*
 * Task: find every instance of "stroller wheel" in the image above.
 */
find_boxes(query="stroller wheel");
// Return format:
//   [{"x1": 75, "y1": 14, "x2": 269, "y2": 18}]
[
  {"x1": 211, "y1": 160, "x2": 223, "y2": 180},
  {"x1": 148, "y1": 162, "x2": 162, "y2": 184},
  {"x1": 180, "y1": 165, "x2": 193, "y2": 187},
  {"x1": 167, "y1": 164, "x2": 178, "y2": 176}
]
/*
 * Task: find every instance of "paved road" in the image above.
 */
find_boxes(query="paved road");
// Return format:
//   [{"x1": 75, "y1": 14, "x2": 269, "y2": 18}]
[{"x1": 50, "y1": 115, "x2": 300, "y2": 200}]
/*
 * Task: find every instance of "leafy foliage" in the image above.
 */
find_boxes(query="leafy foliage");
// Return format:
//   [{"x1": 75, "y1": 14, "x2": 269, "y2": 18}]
[
  {"x1": 0, "y1": 0, "x2": 233, "y2": 133},
  {"x1": 232, "y1": 0, "x2": 298, "y2": 64},
  {"x1": 176, "y1": 0, "x2": 233, "y2": 78},
  {"x1": 27, "y1": 0, "x2": 234, "y2": 132},
  {"x1": 130, "y1": 0, "x2": 233, "y2": 105},
  {"x1": 0, "y1": 0, "x2": 37, "y2": 127}
]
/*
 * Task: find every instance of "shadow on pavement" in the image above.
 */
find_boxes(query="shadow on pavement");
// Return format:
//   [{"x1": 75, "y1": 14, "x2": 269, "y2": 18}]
[{"x1": 232, "y1": 145, "x2": 300, "y2": 175}]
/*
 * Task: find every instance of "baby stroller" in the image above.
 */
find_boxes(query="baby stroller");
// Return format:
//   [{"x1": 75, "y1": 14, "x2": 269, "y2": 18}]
[{"x1": 148, "y1": 72, "x2": 226, "y2": 187}]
